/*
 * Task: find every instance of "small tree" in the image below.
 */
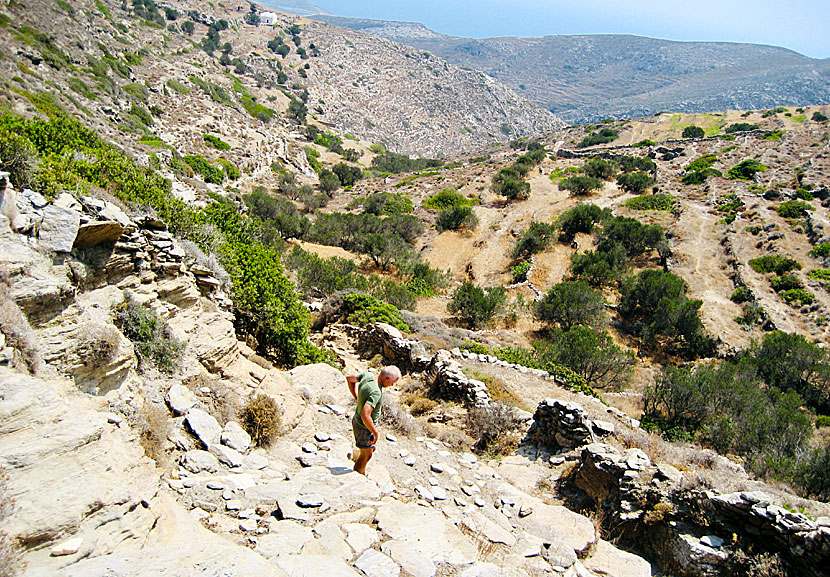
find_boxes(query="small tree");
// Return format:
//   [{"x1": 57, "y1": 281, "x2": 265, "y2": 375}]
[
  {"x1": 318, "y1": 168, "x2": 340, "y2": 193},
  {"x1": 332, "y1": 163, "x2": 362, "y2": 187},
  {"x1": 513, "y1": 221, "x2": 557, "y2": 258},
  {"x1": 616, "y1": 172, "x2": 655, "y2": 194},
  {"x1": 534, "y1": 281, "x2": 607, "y2": 331},
  {"x1": 287, "y1": 98, "x2": 307, "y2": 124},
  {"x1": 682, "y1": 125, "x2": 705, "y2": 138},
  {"x1": 448, "y1": 282, "x2": 506, "y2": 328},
  {"x1": 559, "y1": 175, "x2": 602, "y2": 196},
  {"x1": 556, "y1": 203, "x2": 607, "y2": 242},
  {"x1": 436, "y1": 205, "x2": 478, "y2": 231},
  {"x1": 535, "y1": 327, "x2": 634, "y2": 390},
  {"x1": 581, "y1": 158, "x2": 618, "y2": 180}
]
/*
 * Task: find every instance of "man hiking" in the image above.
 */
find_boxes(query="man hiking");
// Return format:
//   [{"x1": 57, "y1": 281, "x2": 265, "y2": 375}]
[{"x1": 347, "y1": 366, "x2": 401, "y2": 475}]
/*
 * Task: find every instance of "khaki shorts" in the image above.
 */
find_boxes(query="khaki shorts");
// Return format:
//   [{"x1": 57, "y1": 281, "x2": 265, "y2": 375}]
[{"x1": 352, "y1": 421, "x2": 376, "y2": 449}]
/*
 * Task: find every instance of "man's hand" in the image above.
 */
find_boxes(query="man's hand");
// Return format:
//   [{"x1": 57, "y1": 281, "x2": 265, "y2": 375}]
[{"x1": 361, "y1": 402, "x2": 378, "y2": 445}]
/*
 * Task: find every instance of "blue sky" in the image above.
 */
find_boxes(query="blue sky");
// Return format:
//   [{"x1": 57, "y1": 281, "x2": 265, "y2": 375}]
[{"x1": 313, "y1": 0, "x2": 830, "y2": 59}]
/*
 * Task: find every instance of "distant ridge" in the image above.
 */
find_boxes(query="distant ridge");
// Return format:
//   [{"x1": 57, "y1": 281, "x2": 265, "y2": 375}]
[{"x1": 315, "y1": 15, "x2": 830, "y2": 123}]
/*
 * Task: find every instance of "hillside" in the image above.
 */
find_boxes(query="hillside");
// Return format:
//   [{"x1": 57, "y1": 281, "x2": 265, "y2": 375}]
[{"x1": 314, "y1": 15, "x2": 830, "y2": 124}]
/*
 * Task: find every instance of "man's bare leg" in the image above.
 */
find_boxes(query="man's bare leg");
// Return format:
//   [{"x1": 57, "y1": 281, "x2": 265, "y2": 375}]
[{"x1": 353, "y1": 446, "x2": 374, "y2": 475}]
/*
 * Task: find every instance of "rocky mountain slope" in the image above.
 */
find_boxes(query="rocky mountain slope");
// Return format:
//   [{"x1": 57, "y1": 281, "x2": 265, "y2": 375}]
[
  {"x1": 315, "y1": 15, "x2": 830, "y2": 124},
  {"x1": 0, "y1": 0, "x2": 560, "y2": 165}
]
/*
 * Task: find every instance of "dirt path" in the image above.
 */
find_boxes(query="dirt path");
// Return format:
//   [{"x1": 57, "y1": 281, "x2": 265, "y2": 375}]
[{"x1": 669, "y1": 200, "x2": 751, "y2": 350}]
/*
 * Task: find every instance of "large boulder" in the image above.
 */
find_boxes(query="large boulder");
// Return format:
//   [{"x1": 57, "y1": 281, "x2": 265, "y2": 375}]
[{"x1": 39, "y1": 204, "x2": 81, "y2": 252}]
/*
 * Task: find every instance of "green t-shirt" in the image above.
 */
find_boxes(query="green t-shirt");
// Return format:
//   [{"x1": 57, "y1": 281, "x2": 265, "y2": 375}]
[{"x1": 352, "y1": 372, "x2": 383, "y2": 431}]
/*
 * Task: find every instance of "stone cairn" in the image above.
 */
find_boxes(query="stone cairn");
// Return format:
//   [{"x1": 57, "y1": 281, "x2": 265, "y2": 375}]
[{"x1": 527, "y1": 398, "x2": 615, "y2": 451}]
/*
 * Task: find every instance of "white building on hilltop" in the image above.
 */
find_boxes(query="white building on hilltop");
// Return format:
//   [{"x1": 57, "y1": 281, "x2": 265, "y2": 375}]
[{"x1": 260, "y1": 12, "x2": 278, "y2": 25}]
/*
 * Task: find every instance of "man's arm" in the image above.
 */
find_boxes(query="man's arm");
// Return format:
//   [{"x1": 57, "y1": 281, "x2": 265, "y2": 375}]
[
  {"x1": 361, "y1": 402, "x2": 378, "y2": 443},
  {"x1": 346, "y1": 374, "x2": 358, "y2": 400}
]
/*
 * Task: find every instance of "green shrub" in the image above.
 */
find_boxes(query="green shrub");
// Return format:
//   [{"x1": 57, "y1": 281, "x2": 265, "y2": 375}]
[
  {"x1": 535, "y1": 281, "x2": 606, "y2": 330},
  {"x1": 371, "y1": 151, "x2": 442, "y2": 174},
  {"x1": 809, "y1": 243, "x2": 830, "y2": 258},
  {"x1": 620, "y1": 269, "x2": 713, "y2": 357},
  {"x1": 166, "y1": 78, "x2": 190, "y2": 94},
  {"x1": 776, "y1": 200, "x2": 813, "y2": 218},
  {"x1": 183, "y1": 154, "x2": 224, "y2": 184},
  {"x1": 763, "y1": 129, "x2": 785, "y2": 141},
  {"x1": 341, "y1": 293, "x2": 408, "y2": 331},
  {"x1": 491, "y1": 345, "x2": 597, "y2": 397},
  {"x1": 749, "y1": 255, "x2": 801, "y2": 275},
  {"x1": 436, "y1": 205, "x2": 477, "y2": 231},
  {"x1": 781, "y1": 288, "x2": 814, "y2": 306},
  {"x1": 816, "y1": 415, "x2": 830, "y2": 428},
  {"x1": 625, "y1": 194, "x2": 676, "y2": 211},
  {"x1": 581, "y1": 158, "x2": 617, "y2": 180},
  {"x1": 730, "y1": 286, "x2": 754, "y2": 303},
  {"x1": 510, "y1": 259, "x2": 532, "y2": 283},
  {"x1": 770, "y1": 274, "x2": 803, "y2": 292},
  {"x1": 632, "y1": 139, "x2": 655, "y2": 147},
  {"x1": 724, "y1": 123, "x2": 759, "y2": 133},
  {"x1": 513, "y1": 221, "x2": 557, "y2": 258},
  {"x1": 617, "y1": 172, "x2": 656, "y2": 194},
  {"x1": 682, "y1": 125, "x2": 705, "y2": 138},
  {"x1": 240, "y1": 394, "x2": 281, "y2": 446},
  {"x1": 685, "y1": 154, "x2": 718, "y2": 173},
  {"x1": 448, "y1": 282, "x2": 506, "y2": 328},
  {"x1": 203, "y1": 134, "x2": 230, "y2": 150},
  {"x1": 811, "y1": 111, "x2": 828, "y2": 122},
  {"x1": 794, "y1": 188, "x2": 814, "y2": 201},
  {"x1": 728, "y1": 159, "x2": 767, "y2": 180},
  {"x1": 559, "y1": 175, "x2": 602, "y2": 196},
  {"x1": 570, "y1": 246, "x2": 629, "y2": 287},
  {"x1": 534, "y1": 328, "x2": 634, "y2": 390},
  {"x1": 123, "y1": 82, "x2": 149, "y2": 103},
  {"x1": 461, "y1": 340, "x2": 490, "y2": 355},
  {"x1": 423, "y1": 189, "x2": 473, "y2": 210},
  {"x1": 616, "y1": 155, "x2": 656, "y2": 174},
  {"x1": 361, "y1": 192, "x2": 413, "y2": 215},
  {"x1": 556, "y1": 203, "x2": 607, "y2": 241},
  {"x1": 332, "y1": 163, "x2": 363, "y2": 187},
  {"x1": 808, "y1": 269, "x2": 830, "y2": 282},
  {"x1": 113, "y1": 293, "x2": 183, "y2": 373},
  {"x1": 215, "y1": 158, "x2": 240, "y2": 180},
  {"x1": 756, "y1": 331, "x2": 829, "y2": 413},
  {"x1": 578, "y1": 128, "x2": 618, "y2": 148}
]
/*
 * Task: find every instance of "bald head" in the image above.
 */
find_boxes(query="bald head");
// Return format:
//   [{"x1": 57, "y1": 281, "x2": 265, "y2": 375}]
[{"x1": 379, "y1": 365, "x2": 401, "y2": 387}]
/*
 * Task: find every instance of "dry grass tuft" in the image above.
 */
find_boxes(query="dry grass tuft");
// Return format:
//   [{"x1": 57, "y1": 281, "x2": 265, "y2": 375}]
[
  {"x1": 75, "y1": 322, "x2": 120, "y2": 366},
  {"x1": 0, "y1": 282, "x2": 41, "y2": 374},
  {"x1": 138, "y1": 401, "x2": 172, "y2": 469},
  {"x1": 240, "y1": 394, "x2": 281, "y2": 447},
  {"x1": 466, "y1": 402, "x2": 526, "y2": 456},
  {"x1": 379, "y1": 394, "x2": 422, "y2": 437},
  {"x1": 401, "y1": 390, "x2": 439, "y2": 416}
]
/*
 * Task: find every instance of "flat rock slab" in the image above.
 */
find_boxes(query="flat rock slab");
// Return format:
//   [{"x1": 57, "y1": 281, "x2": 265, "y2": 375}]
[
  {"x1": 376, "y1": 501, "x2": 477, "y2": 565},
  {"x1": 523, "y1": 501, "x2": 596, "y2": 554},
  {"x1": 182, "y1": 450, "x2": 220, "y2": 474},
  {"x1": 582, "y1": 539, "x2": 652, "y2": 577},
  {"x1": 73, "y1": 220, "x2": 124, "y2": 249},
  {"x1": 221, "y1": 421, "x2": 251, "y2": 453},
  {"x1": 354, "y1": 549, "x2": 400, "y2": 577},
  {"x1": 288, "y1": 363, "x2": 348, "y2": 401},
  {"x1": 166, "y1": 384, "x2": 197, "y2": 416},
  {"x1": 461, "y1": 511, "x2": 517, "y2": 546},
  {"x1": 381, "y1": 540, "x2": 436, "y2": 577},
  {"x1": 185, "y1": 409, "x2": 222, "y2": 448},
  {"x1": 255, "y1": 521, "x2": 314, "y2": 558},
  {"x1": 275, "y1": 554, "x2": 361, "y2": 577}
]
